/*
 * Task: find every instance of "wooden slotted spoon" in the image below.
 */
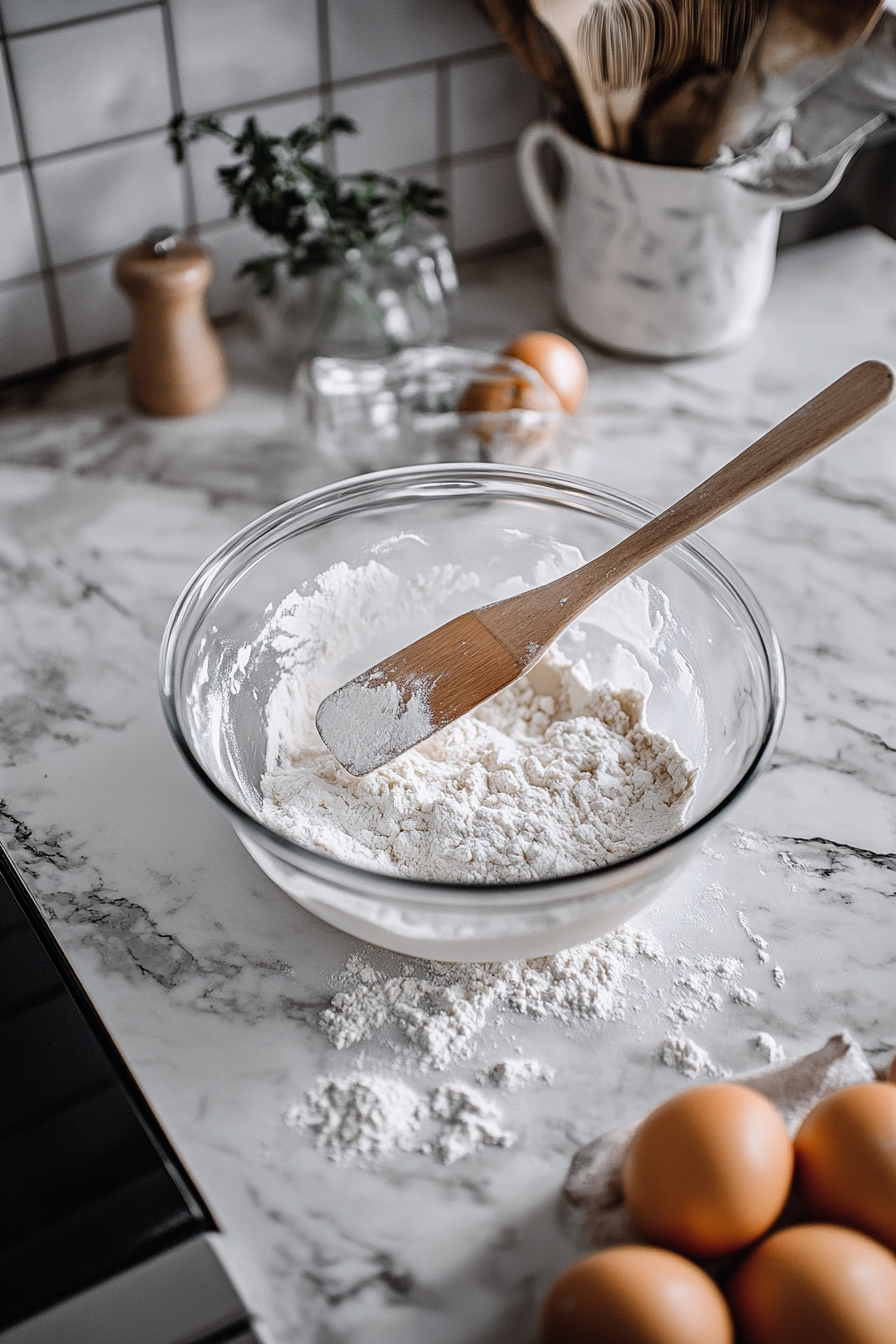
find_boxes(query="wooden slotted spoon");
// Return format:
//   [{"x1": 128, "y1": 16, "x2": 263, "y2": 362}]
[
  {"x1": 316, "y1": 361, "x2": 894, "y2": 776},
  {"x1": 576, "y1": 0, "x2": 664, "y2": 153},
  {"x1": 531, "y1": 0, "x2": 618, "y2": 148}
]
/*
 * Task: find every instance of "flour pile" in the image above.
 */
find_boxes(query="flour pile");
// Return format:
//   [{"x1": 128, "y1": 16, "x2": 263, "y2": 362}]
[
  {"x1": 661, "y1": 1034, "x2": 731, "y2": 1079},
  {"x1": 259, "y1": 560, "x2": 695, "y2": 884},
  {"x1": 483, "y1": 1058, "x2": 555, "y2": 1091},
  {"x1": 289, "y1": 930, "x2": 664, "y2": 1163},
  {"x1": 321, "y1": 929, "x2": 666, "y2": 1071},
  {"x1": 755, "y1": 1032, "x2": 786, "y2": 1065},
  {"x1": 288, "y1": 1074, "x2": 515, "y2": 1165}
]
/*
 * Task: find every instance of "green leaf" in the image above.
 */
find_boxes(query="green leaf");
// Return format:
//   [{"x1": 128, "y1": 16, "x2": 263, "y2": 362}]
[{"x1": 165, "y1": 109, "x2": 448, "y2": 289}]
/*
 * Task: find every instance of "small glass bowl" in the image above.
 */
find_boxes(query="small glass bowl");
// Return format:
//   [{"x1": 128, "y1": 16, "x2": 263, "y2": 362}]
[
  {"x1": 290, "y1": 346, "x2": 565, "y2": 474},
  {"x1": 160, "y1": 464, "x2": 784, "y2": 962}
]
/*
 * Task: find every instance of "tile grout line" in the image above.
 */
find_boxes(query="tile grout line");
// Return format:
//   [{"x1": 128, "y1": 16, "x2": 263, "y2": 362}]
[
  {"x1": 2, "y1": 1, "x2": 157, "y2": 41},
  {"x1": 436, "y1": 59, "x2": 454, "y2": 250},
  {"x1": 22, "y1": 123, "x2": 183, "y2": 170},
  {"x1": 316, "y1": 0, "x2": 336, "y2": 174},
  {"x1": 0, "y1": 24, "x2": 69, "y2": 360},
  {"x1": 321, "y1": 44, "x2": 507, "y2": 100},
  {"x1": 0, "y1": 141, "x2": 527, "y2": 292},
  {"x1": 0, "y1": 44, "x2": 511, "y2": 172},
  {"x1": 158, "y1": 0, "x2": 198, "y2": 234}
]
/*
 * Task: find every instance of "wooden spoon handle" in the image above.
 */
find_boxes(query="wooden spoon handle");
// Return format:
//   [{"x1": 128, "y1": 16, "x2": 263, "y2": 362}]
[{"x1": 558, "y1": 359, "x2": 895, "y2": 618}]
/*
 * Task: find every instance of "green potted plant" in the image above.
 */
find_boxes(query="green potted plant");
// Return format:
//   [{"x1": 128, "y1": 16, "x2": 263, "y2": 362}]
[{"x1": 168, "y1": 112, "x2": 456, "y2": 363}]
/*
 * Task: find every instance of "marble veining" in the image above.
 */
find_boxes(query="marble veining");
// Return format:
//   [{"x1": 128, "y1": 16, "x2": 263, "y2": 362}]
[{"x1": 1, "y1": 228, "x2": 896, "y2": 1343}]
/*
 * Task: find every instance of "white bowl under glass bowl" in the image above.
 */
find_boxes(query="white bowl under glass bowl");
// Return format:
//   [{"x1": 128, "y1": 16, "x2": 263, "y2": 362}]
[{"x1": 160, "y1": 464, "x2": 784, "y2": 962}]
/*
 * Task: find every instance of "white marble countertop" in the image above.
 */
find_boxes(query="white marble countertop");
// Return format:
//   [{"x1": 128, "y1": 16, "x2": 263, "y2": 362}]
[{"x1": 2, "y1": 227, "x2": 896, "y2": 1344}]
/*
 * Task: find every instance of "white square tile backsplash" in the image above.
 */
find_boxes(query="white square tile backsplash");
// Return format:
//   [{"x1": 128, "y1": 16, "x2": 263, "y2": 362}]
[
  {"x1": 0, "y1": 65, "x2": 20, "y2": 168},
  {"x1": 55, "y1": 254, "x2": 131, "y2": 356},
  {"x1": 0, "y1": 0, "x2": 540, "y2": 381},
  {"x1": 0, "y1": 0, "x2": 132, "y2": 33},
  {"x1": 333, "y1": 70, "x2": 438, "y2": 174},
  {"x1": 450, "y1": 51, "x2": 544, "y2": 156},
  {"x1": 451, "y1": 151, "x2": 532, "y2": 253},
  {"x1": 0, "y1": 277, "x2": 56, "y2": 378},
  {"x1": 201, "y1": 216, "x2": 268, "y2": 318},
  {"x1": 36, "y1": 134, "x2": 186, "y2": 267},
  {"x1": 0, "y1": 166, "x2": 41, "y2": 282},
  {"x1": 171, "y1": 0, "x2": 319, "y2": 115},
  {"x1": 327, "y1": 0, "x2": 493, "y2": 81},
  {"x1": 9, "y1": 8, "x2": 172, "y2": 158}
]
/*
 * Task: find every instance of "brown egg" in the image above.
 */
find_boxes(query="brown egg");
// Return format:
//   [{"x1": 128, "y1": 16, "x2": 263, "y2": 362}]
[
  {"x1": 540, "y1": 1245, "x2": 734, "y2": 1344},
  {"x1": 889, "y1": 1054, "x2": 896, "y2": 1083},
  {"x1": 457, "y1": 374, "x2": 554, "y2": 415},
  {"x1": 794, "y1": 1081, "x2": 896, "y2": 1250},
  {"x1": 501, "y1": 331, "x2": 588, "y2": 413},
  {"x1": 729, "y1": 1223, "x2": 896, "y2": 1344},
  {"x1": 622, "y1": 1083, "x2": 793, "y2": 1259}
]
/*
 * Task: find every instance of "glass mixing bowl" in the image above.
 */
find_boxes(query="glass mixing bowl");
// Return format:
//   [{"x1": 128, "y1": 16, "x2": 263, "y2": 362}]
[{"x1": 160, "y1": 464, "x2": 784, "y2": 961}]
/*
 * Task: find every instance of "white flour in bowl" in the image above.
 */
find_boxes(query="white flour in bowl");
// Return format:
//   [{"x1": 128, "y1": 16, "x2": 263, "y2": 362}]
[{"x1": 259, "y1": 560, "x2": 695, "y2": 885}]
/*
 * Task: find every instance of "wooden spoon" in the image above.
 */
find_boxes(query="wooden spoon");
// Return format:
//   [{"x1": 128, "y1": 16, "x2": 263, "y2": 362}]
[
  {"x1": 633, "y1": 0, "x2": 771, "y2": 165},
  {"x1": 316, "y1": 361, "x2": 894, "y2": 776},
  {"x1": 478, "y1": 0, "x2": 596, "y2": 148},
  {"x1": 532, "y1": 0, "x2": 618, "y2": 149}
]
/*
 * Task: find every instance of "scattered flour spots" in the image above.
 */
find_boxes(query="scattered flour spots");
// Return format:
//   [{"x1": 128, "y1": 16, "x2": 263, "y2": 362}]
[
  {"x1": 665, "y1": 955, "x2": 749, "y2": 1024},
  {"x1": 737, "y1": 911, "x2": 770, "y2": 961},
  {"x1": 287, "y1": 1075, "x2": 425, "y2": 1164},
  {"x1": 661, "y1": 1035, "x2": 731, "y2": 1079},
  {"x1": 773, "y1": 964, "x2": 786, "y2": 989},
  {"x1": 428, "y1": 1083, "x2": 516, "y2": 1163},
  {"x1": 288, "y1": 1074, "x2": 514, "y2": 1165},
  {"x1": 709, "y1": 956, "x2": 748, "y2": 984},
  {"x1": 482, "y1": 1058, "x2": 555, "y2": 1091},
  {"x1": 754, "y1": 1032, "x2": 786, "y2": 1065},
  {"x1": 321, "y1": 927, "x2": 667, "y2": 1071},
  {"x1": 733, "y1": 829, "x2": 763, "y2": 853},
  {"x1": 730, "y1": 986, "x2": 759, "y2": 1007}
]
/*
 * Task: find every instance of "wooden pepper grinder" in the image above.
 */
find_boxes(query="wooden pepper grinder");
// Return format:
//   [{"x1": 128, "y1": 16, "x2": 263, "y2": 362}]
[{"x1": 115, "y1": 227, "x2": 227, "y2": 416}]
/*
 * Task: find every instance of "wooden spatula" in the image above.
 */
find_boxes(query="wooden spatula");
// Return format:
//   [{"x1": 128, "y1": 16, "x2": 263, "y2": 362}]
[{"x1": 316, "y1": 361, "x2": 894, "y2": 776}]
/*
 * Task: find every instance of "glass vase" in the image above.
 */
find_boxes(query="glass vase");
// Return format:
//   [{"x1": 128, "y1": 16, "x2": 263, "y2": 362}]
[{"x1": 252, "y1": 222, "x2": 456, "y2": 368}]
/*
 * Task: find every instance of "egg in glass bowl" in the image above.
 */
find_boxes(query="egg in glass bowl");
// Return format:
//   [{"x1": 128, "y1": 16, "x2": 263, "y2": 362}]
[{"x1": 159, "y1": 463, "x2": 784, "y2": 962}]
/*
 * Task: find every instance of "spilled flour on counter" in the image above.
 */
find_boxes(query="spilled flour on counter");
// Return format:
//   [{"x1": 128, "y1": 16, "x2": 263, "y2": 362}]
[
  {"x1": 665, "y1": 954, "x2": 759, "y2": 1024},
  {"x1": 754, "y1": 1032, "x2": 786, "y2": 1065},
  {"x1": 259, "y1": 560, "x2": 695, "y2": 884},
  {"x1": 322, "y1": 929, "x2": 667, "y2": 1071},
  {"x1": 738, "y1": 910, "x2": 771, "y2": 964},
  {"x1": 292, "y1": 932, "x2": 665, "y2": 1163},
  {"x1": 288, "y1": 1075, "x2": 424, "y2": 1163},
  {"x1": 482, "y1": 1058, "x2": 555, "y2": 1091},
  {"x1": 661, "y1": 1034, "x2": 731, "y2": 1079},
  {"x1": 288, "y1": 1073, "x2": 514, "y2": 1165}
]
